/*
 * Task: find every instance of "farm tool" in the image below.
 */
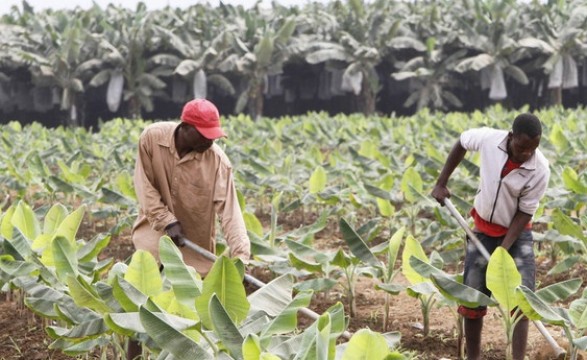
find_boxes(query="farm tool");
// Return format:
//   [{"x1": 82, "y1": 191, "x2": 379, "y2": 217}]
[
  {"x1": 443, "y1": 198, "x2": 566, "y2": 358},
  {"x1": 179, "y1": 236, "x2": 353, "y2": 340}
]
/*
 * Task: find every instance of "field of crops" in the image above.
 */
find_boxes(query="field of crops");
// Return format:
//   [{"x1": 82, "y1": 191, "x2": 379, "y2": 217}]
[{"x1": 1, "y1": 106, "x2": 587, "y2": 359}]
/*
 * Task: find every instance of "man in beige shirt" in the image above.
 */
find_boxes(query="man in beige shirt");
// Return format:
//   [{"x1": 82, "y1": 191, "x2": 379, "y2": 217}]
[{"x1": 131, "y1": 98, "x2": 250, "y2": 276}]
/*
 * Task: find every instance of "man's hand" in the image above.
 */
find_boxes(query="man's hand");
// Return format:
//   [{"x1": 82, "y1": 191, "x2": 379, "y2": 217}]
[
  {"x1": 165, "y1": 222, "x2": 186, "y2": 247},
  {"x1": 431, "y1": 183, "x2": 451, "y2": 205}
]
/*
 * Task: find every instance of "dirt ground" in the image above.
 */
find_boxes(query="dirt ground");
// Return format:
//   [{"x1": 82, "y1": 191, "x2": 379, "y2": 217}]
[{"x1": 0, "y1": 216, "x2": 584, "y2": 360}]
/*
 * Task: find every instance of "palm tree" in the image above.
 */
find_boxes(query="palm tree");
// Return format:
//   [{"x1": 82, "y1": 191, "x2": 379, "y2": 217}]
[
  {"x1": 392, "y1": 40, "x2": 466, "y2": 111},
  {"x1": 451, "y1": 0, "x2": 529, "y2": 105},
  {"x1": 89, "y1": 4, "x2": 167, "y2": 119},
  {"x1": 217, "y1": 3, "x2": 298, "y2": 119},
  {"x1": 14, "y1": 9, "x2": 103, "y2": 126},
  {"x1": 154, "y1": 5, "x2": 236, "y2": 103},
  {"x1": 301, "y1": 0, "x2": 399, "y2": 115}
]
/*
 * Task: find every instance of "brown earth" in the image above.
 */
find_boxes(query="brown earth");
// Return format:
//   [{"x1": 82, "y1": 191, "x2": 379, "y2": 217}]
[{"x1": 0, "y1": 214, "x2": 584, "y2": 360}]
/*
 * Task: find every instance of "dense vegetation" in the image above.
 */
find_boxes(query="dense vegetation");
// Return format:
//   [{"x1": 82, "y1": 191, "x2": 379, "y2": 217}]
[
  {"x1": 1, "y1": 0, "x2": 587, "y2": 128},
  {"x1": 1, "y1": 107, "x2": 587, "y2": 358}
]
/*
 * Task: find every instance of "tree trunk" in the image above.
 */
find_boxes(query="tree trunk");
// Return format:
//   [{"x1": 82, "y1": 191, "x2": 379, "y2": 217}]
[
  {"x1": 550, "y1": 87, "x2": 562, "y2": 106},
  {"x1": 249, "y1": 77, "x2": 265, "y2": 120},
  {"x1": 129, "y1": 97, "x2": 141, "y2": 119},
  {"x1": 359, "y1": 77, "x2": 376, "y2": 115}
]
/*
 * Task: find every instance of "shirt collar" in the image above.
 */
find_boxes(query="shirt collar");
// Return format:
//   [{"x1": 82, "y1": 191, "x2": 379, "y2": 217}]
[{"x1": 497, "y1": 134, "x2": 537, "y2": 170}]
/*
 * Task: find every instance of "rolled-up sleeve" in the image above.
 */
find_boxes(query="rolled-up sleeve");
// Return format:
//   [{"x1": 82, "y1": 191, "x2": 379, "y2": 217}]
[
  {"x1": 214, "y1": 164, "x2": 250, "y2": 262},
  {"x1": 134, "y1": 131, "x2": 177, "y2": 232}
]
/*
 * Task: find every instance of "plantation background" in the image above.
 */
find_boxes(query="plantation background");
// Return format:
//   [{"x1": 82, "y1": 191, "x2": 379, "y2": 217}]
[{"x1": 1, "y1": 0, "x2": 587, "y2": 127}]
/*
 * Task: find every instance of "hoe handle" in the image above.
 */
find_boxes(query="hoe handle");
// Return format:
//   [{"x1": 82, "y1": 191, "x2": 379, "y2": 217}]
[
  {"x1": 180, "y1": 237, "x2": 352, "y2": 340},
  {"x1": 443, "y1": 199, "x2": 566, "y2": 358}
]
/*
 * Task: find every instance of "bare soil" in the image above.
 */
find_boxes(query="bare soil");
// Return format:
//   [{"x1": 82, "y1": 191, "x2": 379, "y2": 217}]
[{"x1": 0, "y1": 214, "x2": 584, "y2": 360}]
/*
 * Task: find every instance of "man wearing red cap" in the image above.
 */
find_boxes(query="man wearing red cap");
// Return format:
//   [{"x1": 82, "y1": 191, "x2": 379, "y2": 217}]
[
  {"x1": 131, "y1": 98, "x2": 250, "y2": 275},
  {"x1": 128, "y1": 98, "x2": 251, "y2": 359}
]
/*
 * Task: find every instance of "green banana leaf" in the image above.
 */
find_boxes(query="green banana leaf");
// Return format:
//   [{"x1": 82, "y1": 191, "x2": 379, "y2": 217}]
[
  {"x1": 260, "y1": 290, "x2": 313, "y2": 338},
  {"x1": 159, "y1": 236, "x2": 202, "y2": 306},
  {"x1": 139, "y1": 306, "x2": 212, "y2": 360},
  {"x1": 515, "y1": 285, "x2": 567, "y2": 325},
  {"x1": 339, "y1": 218, "x2": 380, "y2": 267},
  {"x1": 124, "y1": 250, "x2": 162, "y2": 297},
  {"x1": 67, "y1": 275, "x2": 113, "y2": 314},
  {"x1": 112, "y1": 275, "x2": 148, "y2": 312},
  {"x1": 486, "y1": 247, "x2": 521, "y2": 312},
  {"x1": 341, "y1": 328, "x2": 392, "y2": 360},
  {"x1": 46, "y1": 318, "x2": 109, "y2": 340},
  {"x1": 402, "y1": 235, "x2": 429, "y2": 285},
  {"x1": 536, "y1": 278, "x2": 582, "y2": 304},
  {"x1": 195, "y1": 256, "x2": 250, "y2": 329},
  {"x1": 11, "y1": 201, "x2": 40, "y2": 241},
  {"x1": 210, "y1": 294, "x2": 244, "y2": 359},
  {"x1": 53, "y1": 235, "x2": 78, "y2": 282},
  {"x1": 248, "y1": 274, "x2": 294, "y2": 317}
]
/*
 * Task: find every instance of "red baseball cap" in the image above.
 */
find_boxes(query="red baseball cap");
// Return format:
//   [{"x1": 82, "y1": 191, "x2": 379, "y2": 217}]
[{"x1": 180, "y1": 99, "x2": 226, "y2": 139}]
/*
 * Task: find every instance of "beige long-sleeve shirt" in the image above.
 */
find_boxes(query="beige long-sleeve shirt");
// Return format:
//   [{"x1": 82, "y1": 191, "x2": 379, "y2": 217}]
[{"x1": 132, "y1": 121, "x2": 250, "y2": 275}]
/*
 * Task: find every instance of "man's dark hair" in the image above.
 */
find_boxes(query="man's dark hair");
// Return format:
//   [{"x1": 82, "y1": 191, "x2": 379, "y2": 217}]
[{"x1": 512, "y1": 113, "x2": 542, "y2": 138}]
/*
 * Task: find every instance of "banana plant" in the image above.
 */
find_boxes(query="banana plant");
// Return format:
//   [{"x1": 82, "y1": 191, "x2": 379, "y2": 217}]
[
  {"x1": 218, "y1": 6, "x2": 298, "y2": 119},
  {"x1": 517, "y1": 0, "x2": 587, "y2": 106},
  {"x1": 515, "y1": 278, "x2": 585, "y2": 360},
  {"x1": 453, "y1": 0, "x2": 529, "y2": 104},
  {"x1": 336, "y1": 328, "x2": 411, "y2": 360},
  {"x1": 391, "y1": 41, "x2": 466, "y2": 111},
  {"x1": 302, "y1": 0, "x2": 400, "y2": 115},
  {"x1": 154, "y1": 7, "x2": 236, "y2": 102},
  {"x1": 0, "y1": 201, "x2": 118, "y2": 356},
  {"x1": 89, "y1": 4, "x2": 167, "y2": 118},
  {"x1": 400, "y1": 234, "x2": 444, "y2": 336}
]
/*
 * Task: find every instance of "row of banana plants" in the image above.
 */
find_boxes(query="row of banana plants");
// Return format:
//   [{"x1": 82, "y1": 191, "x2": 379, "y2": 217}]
[
  {"x1": 0, "y1": 201, "x2": 410, "y2": 359},
  {"x1": 339, "y1": 215, "x2": 587, "y2": 360},
  {"x1": 0, "y1": 106, "x2": 587, "y2": 357}
]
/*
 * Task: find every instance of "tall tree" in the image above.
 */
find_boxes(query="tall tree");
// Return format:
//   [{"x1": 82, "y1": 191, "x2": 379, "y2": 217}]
[
  {"x1": 452, "y1": 0, "x2": 529, "y2": 105},
  {"x1": 89, "y1": 3, "x2": 167, "y2": 119},
  {"x1": 517, "y1": 0, "x2": 587, "y2": 106},
  {"x1": 302, "y1": 0, "x2": 400, "y2": 115},
  {"x1": 15, "y1": 9, "x2": 103, "y2": 126},
  {"x1": 217, "y1": 3, "x2": 298, "y2": 119}
]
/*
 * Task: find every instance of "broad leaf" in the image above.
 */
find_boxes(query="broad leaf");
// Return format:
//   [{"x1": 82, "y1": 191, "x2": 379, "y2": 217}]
[
  {"x1": 401, "y1": 235, "x2": 429, "y2": 285},
  {"x1": 209, "y1": 294, "x2": 244, "y2": 359},
  {"x1": 515, "y1": 285, "x2": 566, "y2": 325},
  {"x1": 536, "y1": 278, "x2": 582, "y2": 304},
  {"x1": 260, "y1": 291, "x2": 313, "y2": 338},
  {"x1": 339, "y1": 218, "x2": 380, "y2": 266},
  {"x1": 309, "y1": 166, "x2": 327, "y2": 194},
  {"x1": 159, "y1": 236, "x2": 201, "y2": 306},
  {"x1": 53, "y1": 236, "x2": 78, "y2": 282},
  {"x1": 67, "y1": 276, "x2": 112, "y2": 314},
  {"x1": 342, "y1": 328, "x2": 390, "y2": 360},
  {"x1": 139, "y1": 307, "x2": 213, "y2": 360},
  {"x1": 12, "y1": 201, "x2": 40, "y2": 241},
  {"x1": 248, "y1": 274, "x2": 294, "y2": 317},
  {"x1": 124, "y1": 250, "x2": 162, "y2": 297},
  {"x1": 195, "y1": 256, "x2": 250, "y2": 329},
  {"x1": 486, "y1": 247, "x2": 520, "y2": 312}
]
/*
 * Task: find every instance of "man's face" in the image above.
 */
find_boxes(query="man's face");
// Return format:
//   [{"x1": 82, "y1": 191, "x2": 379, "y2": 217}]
[
  {"x1": 508, "y1": 132, "x2": 540, "y2": 163},
  {"x1": 177, "y1": 124, "x2": 214, "y2": 153}
]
